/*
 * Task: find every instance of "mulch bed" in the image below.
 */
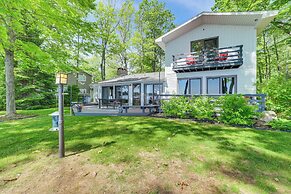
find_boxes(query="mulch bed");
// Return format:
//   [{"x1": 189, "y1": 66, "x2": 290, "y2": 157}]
[
  {"x1": 0, "y1": 114, "x2": 37, "y2": 122},
  {"x1": 150, "y1": 113, "x2": 291, "y2": 133}
]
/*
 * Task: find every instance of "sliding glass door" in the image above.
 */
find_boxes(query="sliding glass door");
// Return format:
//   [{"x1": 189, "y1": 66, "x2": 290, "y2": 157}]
[{"x1": 144, "y1": 84, "x2": 163, "y2": 105}]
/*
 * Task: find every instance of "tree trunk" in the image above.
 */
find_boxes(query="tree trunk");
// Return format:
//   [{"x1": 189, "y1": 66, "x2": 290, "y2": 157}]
[
  {"x1": 273, "y1": 35, "x2": 280, "y2": 72},
  {"x1": 263, "y1": 32, "x2": 269, "y2": 80},
  {"x1": 5, "y1": 49, "x2": 16, "y2": 117},
  {"x1": 258, "y1": 63, "x2": 262, "y2": 84}
]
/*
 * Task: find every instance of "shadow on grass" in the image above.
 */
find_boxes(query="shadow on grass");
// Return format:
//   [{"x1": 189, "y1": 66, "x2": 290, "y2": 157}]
[
  {"x1": 65, "y1": 141, "x2": 116, "y2": 157},
  {"x1": 0, "y1": 115, "x2": 290, "y2": 192}
]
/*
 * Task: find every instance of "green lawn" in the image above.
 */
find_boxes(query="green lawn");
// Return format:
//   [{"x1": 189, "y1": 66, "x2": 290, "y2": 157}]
[{"x1": 0, "y1": 109, "x2": 290, "y2": 193}]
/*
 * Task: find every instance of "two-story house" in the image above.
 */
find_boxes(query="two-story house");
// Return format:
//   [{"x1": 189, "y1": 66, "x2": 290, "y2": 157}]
[
  {"x1": 156, "y1": 11, "x2": 278, "y2": 96},
  {"x1": 67, "y1": 71, "x2": 93, "y2": 103},
  {"x1": 93, "y1": 11, "x2": 277, "y2": 107}
]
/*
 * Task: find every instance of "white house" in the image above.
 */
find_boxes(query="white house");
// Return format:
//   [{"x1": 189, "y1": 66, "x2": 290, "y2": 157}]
[
  {"x1": 156, "y1": 11, "x2": 278, "y2": 95},
  {"x1": 92, "y1": 11, "x2": 277, "y2": 107}
]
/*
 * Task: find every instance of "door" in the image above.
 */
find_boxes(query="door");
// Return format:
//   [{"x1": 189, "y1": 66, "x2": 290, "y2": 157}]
[{"x1": 132, "y1": 84, "x2": 141, "y2": 106}]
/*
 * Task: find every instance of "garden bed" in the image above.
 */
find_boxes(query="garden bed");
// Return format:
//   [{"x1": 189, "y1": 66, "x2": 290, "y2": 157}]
[
  {"x1": 0, "y1": 114, "x2": 37, "y2": 122},
  {"x1": 150, "y1": 113, "x2": 291, "y2": 132}
]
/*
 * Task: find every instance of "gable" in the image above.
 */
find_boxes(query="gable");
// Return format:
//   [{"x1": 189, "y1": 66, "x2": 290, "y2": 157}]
[{"x1": 156, "y1": 11, "x2": 278, "y2": 50}]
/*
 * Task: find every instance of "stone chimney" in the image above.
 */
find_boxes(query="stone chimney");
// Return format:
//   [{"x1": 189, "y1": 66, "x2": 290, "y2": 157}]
[{"x1": 117, "y1": 67, "x2": 128, "y2": 77}]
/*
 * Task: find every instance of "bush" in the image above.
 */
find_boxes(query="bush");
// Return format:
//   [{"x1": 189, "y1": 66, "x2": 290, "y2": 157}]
[
  {"x1": 161, "y1": 96, "x2": 215, "y2": 120},
  {"x1": 188, "y1": 96, "x2": 215, "y2": 120},
  {"x1": 161, "y1": 97, "x2": 190, "y2": 118},
  {"x1": 162, "y1": 95, "x2": 259, "y2": 126},
  {"x1": 269, "y1": 119, "x2": 291, "y2": 131},
  {"x1": 218, "y1": 94, "x2": 258, "y2": 125},
  {"x1": 259, "y1": 75, "x2": 291, "y2": 119}
]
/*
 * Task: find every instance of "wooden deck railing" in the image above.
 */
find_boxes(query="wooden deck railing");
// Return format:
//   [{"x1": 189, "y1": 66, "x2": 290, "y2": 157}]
[{"x1": 172, "y1": 45, "x2": 243, "y2": 72}]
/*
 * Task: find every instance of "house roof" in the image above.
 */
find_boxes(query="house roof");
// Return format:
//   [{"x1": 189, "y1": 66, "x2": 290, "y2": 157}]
[
  {"x1": 156, "y1": 11, "x2": 278, "y2": 50},
  {"x1": 96, "y1": 72, "x2": 165, "y2": 86}
]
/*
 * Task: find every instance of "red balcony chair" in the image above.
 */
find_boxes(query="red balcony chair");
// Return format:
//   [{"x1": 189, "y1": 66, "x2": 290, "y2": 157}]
[
  {"x1": 214, "y1": 50, "x2": 229, "y2": 61},
  {"x1": 186, "y1": 55, "x2": 196, "y2": 65}
]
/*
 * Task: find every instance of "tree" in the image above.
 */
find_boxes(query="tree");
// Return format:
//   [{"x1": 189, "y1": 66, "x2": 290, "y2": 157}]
[
  {"x1": 0, "y1": 0, "x2": 94, "y2": 117},
  {"x1": 212, "y1": 0, "x2": 291, "y2": 116},
  {"x1": 92, "y1": 0, "x2": 120, "y2": 80},
  {"x1": 117, "y1": 0, "x2": 135, "y2": 70},
  {"x1": 132, "y1": 0, "x2": 175, "y2": 73}
]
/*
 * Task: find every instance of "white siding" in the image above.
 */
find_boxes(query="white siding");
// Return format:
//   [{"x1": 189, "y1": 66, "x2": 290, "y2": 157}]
[{"x1": 164, "y1": 24, "x2": 257, "y2": 94}]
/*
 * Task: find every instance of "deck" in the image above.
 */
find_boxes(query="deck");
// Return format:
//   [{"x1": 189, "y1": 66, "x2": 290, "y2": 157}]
[
  {"x1": 73, "y1": 105, "x2": 152, "y2": 116},
  {"x1": 172, "y1": 45, "x2": 243, "y2": 72}
]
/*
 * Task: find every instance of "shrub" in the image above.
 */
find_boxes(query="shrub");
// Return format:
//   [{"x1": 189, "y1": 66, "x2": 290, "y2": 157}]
[
  {"x1": 188, "y1": 96, "x2": 215, "y2": 120},
  {"x1": 218, "y1": 94, "x2": 258, "y2": 125},
  {"x1": 269, "y1": 119, "x2": 291, "y2": 131},
  {"x1": 259, "y1": 75, "x2": 291, "y2": 119},
  {"x1": 161, "y1": 96, "x2": 190, "y2": 118}
]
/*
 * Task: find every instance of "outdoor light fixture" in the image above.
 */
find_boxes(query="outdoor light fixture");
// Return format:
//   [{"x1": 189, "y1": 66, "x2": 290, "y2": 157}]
[
  {"x1": 55, "y1": 73, "x2": 68, "y2": 85},
  {"x1": 55, "y1": 72, "x2": 68, "y2": 158}
]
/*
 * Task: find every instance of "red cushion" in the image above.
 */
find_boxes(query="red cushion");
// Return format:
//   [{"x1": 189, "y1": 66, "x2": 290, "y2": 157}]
[
  {"x1": 219, "y1": 52, "x2": 228, "y2": 61},
  {"x1": 186, "y1": 57, "x2": 195, "y2": 65}
]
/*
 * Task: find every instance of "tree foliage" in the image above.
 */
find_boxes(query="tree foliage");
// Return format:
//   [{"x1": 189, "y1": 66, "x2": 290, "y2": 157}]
[
  {"x1": 212, "y1": 0, "x2": 291, "y2": 117},
  {"x1": 131, "y1": 0, "x2": 175, "y2": 73},
  {"x1": 0, "y1": 0, "x2": 95, "y2": 115}
]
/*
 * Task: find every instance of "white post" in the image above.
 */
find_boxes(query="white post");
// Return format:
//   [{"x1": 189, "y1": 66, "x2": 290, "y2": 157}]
[
  {"x1": 129, "y1": 84, "x2": 133, "y2": 106},
  {"x1": 141, "y1": 83, "x2": 144, "y2": 106}
]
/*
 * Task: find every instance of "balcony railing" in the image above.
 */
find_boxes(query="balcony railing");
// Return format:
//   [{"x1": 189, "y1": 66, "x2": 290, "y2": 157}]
[{"x1": 172, "y1": 45, "x2": 243, "y2": 72}]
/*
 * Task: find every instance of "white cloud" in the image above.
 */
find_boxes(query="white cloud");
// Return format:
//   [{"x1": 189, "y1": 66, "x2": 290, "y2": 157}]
[{"x1": 167, "y1": 0, "x2": 215, "y2": 12}]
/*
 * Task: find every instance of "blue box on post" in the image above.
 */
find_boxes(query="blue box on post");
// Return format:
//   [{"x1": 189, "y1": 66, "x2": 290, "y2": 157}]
[{"x1": 49, "y1": 111, "x2": 59, "y2": 131}]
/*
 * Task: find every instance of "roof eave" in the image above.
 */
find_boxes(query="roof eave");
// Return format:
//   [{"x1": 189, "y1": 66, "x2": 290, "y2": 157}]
[
  {"x1": 155, "y1": 11, "x2": 279, "y2": 48},
  {"x1": 256, "y1": 10, "x2": 279, "y2": 35}
]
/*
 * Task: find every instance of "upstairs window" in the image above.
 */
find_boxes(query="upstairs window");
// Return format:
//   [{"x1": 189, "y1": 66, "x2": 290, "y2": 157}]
[
  {"x1": 191, "y1": 37, "x2": 218, "y2": 52},
  {"x1": 78, "y1": 74, "x2": 86, "y2": 82}
]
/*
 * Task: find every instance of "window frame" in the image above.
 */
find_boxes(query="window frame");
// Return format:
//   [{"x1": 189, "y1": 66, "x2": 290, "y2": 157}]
[
  {"x1": 79, "y1": 89, "x2": 87, "y2": 94},
  {"x1": 115, "y1": 85, "x2": 129, "y2": 105},
  {"x1": 144, "y1": 83, "x2": 163, "y2": 105},
  {"x1": 190, "y1": 37, "x2": 219, "y2": 53},
  {"x1": 78, "y1": 74, "x2": 86, "y2": 82},
  {"x1": 206, "y1": 75, "x2": 237, "y2": 95},
  {"x1": 177, "y1": 77, "x2": 202, "y2": 95}
]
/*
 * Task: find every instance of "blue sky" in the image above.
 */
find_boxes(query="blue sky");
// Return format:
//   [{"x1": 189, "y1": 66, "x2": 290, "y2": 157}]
[
  {"x1": 91, "y1": 0, "x2": 215, "y2": 25},
  {"x1": 135, "y1": 0, "x2": 215, "y2": 25}
]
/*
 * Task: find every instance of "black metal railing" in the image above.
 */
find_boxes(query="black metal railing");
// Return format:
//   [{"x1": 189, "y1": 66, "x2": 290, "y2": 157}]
[
  {"x1": 158, "y1": 93, "x2": 266, "y2": 112},
  {"x1": 172, "y1": 45, "x2": 243, "y2": 72}
]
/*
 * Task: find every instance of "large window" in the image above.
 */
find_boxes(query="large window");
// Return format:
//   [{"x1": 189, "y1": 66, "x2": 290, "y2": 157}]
[
  {"x1": 145, "y1": 84, "x2": 163, "y2": 105},
  {"x1": 133, "y1": 84, "x2": 141, "y2": 106},
  {"x1": 207, "y1": 76, "x2": 236, "y2": 94},
  {"x1": 178, "y1": 78, "x2": 201, "y2": 95},
  {"x1": 207, "y1": 78, "x2": 220, "y2": 94},
  {"x1": 115, "y1": 85, "x2": 129, "y2": 105},
  {"x1": 102, "y1": 86, "x2": 113, "y2": 99},
  {"x1": 222, "y1": 77, "x2": 236, "y2": 94},
  {"x1": 191, "y1": 37, "x2": 218, "y2": 52}
]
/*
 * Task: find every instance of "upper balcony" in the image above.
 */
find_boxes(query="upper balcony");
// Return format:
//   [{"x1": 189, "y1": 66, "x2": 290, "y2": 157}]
[{"x1": 172, "y1": 45, "x2": 243, "y2": 73}]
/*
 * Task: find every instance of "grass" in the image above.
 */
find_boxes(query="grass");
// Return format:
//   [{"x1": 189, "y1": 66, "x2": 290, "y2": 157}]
[{"x1": 0, "y1": 108, "x2": 290, "y2": 193}]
